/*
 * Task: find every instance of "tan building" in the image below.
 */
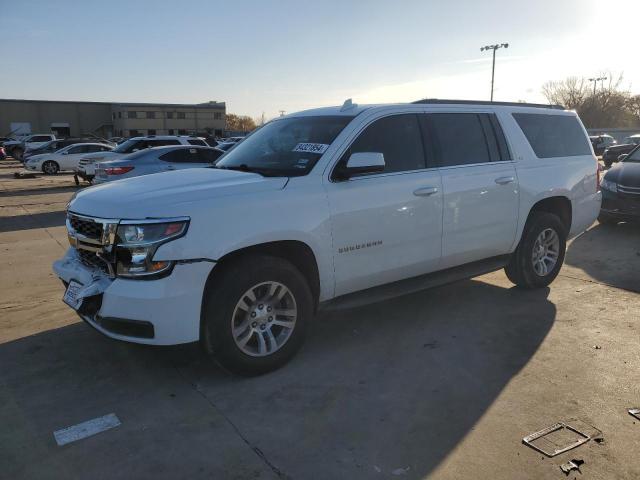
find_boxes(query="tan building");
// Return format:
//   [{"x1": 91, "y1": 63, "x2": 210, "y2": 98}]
[{"x1": 0, "y1": 99, "x2": 226, "y2": 139}]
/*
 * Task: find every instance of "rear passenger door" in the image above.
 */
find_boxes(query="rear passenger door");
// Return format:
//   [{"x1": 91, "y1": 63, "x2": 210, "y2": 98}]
[{"x1": 424, "y1": 112, "x2": 519, "y2": 268}]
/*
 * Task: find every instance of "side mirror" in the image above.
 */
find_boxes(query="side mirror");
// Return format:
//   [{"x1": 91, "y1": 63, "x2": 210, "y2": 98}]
[
  {"x1": 336, "y1": 152, "x2": 385, "y2": 180},
  {"x1": 618, "y1": 154, "x2": 628, "y2": 162}
]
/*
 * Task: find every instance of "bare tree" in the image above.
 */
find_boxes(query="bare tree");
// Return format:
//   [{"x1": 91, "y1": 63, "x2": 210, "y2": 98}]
[
  {"x1": 542, "y1": 73, "x2": 640, "y2": 128},
  {"x1": 542, "y1": 77, "x2": 588, "y2": 109},
  {"x1": 226, "y1": 113, "x2": 257, "y2": 132}
]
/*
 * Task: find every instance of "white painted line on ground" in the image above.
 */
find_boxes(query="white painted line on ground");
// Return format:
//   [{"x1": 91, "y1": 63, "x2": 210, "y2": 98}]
[{"x1": 53, "y1": 413, "x2": 121, "y2": 446}]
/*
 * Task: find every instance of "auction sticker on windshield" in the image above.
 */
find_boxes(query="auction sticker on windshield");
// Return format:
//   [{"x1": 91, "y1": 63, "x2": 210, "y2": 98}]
[
  {"x1": 63, "y1": 280, "x2": 83, "y2": 310},
  {"x1": 292, "y1": 143, "x2": 329, "y2": 154}
]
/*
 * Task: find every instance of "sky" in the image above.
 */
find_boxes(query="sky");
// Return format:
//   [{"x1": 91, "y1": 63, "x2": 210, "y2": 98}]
[{"x1": 1, "y1": 0, "x2": 638, "y2": 120}]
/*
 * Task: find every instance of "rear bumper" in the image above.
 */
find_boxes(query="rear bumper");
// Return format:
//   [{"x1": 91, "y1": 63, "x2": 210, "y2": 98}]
[{"x1": 53, "y1": 248, "x2": 214, "y2": 345}]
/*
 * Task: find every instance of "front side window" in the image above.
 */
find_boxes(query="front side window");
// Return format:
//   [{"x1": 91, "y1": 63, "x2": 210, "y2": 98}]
[
  {"x1": 216, "y1": 115, "x2": 353, "y2": 177},
  {"x1": 337, "y1": 114, "x2": 425, "y2": 175},
  {"x1": 625, "y1": 146, "x2": 640, "y2": 162},
  {"x1": 513, "y1": 113, "x2": 591, "y2": 158},
  {"x1": 67, "y1": 145, "x2": 84, "y2": 154}
]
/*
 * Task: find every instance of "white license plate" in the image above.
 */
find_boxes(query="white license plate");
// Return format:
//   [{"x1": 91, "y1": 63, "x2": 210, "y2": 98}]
[{"x1": 63, "y1": 280, "x2": 83, "y2": 310}]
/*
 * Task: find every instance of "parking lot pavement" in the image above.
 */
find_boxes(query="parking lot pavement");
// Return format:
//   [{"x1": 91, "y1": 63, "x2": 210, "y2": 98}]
[{"x1": 1, "y1": 162, "x2": 639, "y2": 479}]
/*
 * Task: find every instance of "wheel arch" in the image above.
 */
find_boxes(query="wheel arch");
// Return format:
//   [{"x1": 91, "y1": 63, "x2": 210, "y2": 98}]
[
  {"x1": 204, "y1": 240, "x2": 321, "y2": 310},
  {"x1": 528, "y1": 196, "x2": 572, "y2": 234}
]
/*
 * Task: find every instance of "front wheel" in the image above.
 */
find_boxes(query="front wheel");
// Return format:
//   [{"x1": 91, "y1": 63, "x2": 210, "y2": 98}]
[
  {"x1": 505, "y1": 212, "x2": 567, "y2": 289},
  {"x1": 42, "y1": 160, "x2": 59, "y2": 175},
  {"x1": 201, "y1": 255, "x2": 313, "y2": 376}
]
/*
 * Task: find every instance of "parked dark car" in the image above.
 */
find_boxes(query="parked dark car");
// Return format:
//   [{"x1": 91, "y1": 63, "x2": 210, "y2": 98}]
[
  {"x1": 599, "y1": 144, "x2": 640, "y2": 224},
  {"x1": 23, "y1": 137, "x2": 112, "y2": 161},
  {"x1": 602, "y1": 134, "x2": 640, "y2": 168},
  {"x1": 590, "y1": 134, "x2": 616, "y2": 156}
]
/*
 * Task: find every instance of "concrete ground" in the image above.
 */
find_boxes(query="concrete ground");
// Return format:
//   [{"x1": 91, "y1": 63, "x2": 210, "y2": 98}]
[{"x1": 1, "y1": 159, "x2": 639, "y2": 479}]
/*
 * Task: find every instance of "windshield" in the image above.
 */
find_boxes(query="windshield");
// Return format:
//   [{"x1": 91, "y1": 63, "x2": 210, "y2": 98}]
[
  {"x1": 626, "y1": 146, "x2": 640, "y2": 162},
  {"x1": 215, "y1": 115, "x2": 354, "y2": 176},
  {"x1": 113, "y1": 138, "x2": 143, "y2": 153}
]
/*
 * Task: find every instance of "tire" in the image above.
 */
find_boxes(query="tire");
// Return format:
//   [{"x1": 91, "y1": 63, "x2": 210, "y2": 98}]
[
  {"x1": 598, "y1": 212, "x2": 617, "y2": 225},
  {"x1": 201, "y1": 255, "x2": 313, "y2": 376},
  {"x1": 42, "y1": 160, "x2": 59, "y2": 175},
  {"x1": 13, "y1": 147, "x2": 24, "y2": 161},
  {"x1": 505, "y1": 212, "x2": 567, "y2": 289}
]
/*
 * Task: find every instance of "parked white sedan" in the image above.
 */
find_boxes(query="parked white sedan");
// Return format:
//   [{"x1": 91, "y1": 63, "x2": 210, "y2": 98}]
[{"x1": 24, "y1": 143, "x2": 113, "y2": 174}]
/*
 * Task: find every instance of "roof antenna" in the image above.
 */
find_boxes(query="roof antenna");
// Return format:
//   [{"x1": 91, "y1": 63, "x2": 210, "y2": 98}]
[{"x1": 340, "y1": 98, "x2": 357, "y2": 111}]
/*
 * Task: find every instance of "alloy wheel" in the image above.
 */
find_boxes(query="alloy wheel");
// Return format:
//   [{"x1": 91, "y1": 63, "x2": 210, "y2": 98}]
[
  {"x1": 231, "y1": 281, "x2": 297, "y2": 357},
  {"x1": 531, "y1": 228, "x2": 560, "y2": 276}
]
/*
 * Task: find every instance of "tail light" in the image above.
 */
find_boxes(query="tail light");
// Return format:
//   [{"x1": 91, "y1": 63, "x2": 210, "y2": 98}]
[
  {"x1": 0, "y1": 147, "x2": 5, "y2": 155},
  {"x1": 105, "y1": 166, "x2": 134, "y2": 175}
]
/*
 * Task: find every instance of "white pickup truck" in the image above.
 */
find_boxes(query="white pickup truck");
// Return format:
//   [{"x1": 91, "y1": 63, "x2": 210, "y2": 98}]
[
  {"x1": 54, "y1": 100, "x2": 601, "y2": 375},
  {"x1": 4, "y1": 133, "x2": 56, "y2": 160}
]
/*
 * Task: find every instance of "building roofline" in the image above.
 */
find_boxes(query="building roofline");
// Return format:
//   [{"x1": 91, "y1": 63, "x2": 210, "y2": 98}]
[{"x1": 0, "y1": 98, "x2": 225, "y2": 109}]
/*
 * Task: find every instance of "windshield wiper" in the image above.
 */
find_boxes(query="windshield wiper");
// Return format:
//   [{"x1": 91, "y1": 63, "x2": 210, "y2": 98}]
[{"x1": 215, "y1": 164, "x2": 270, "y2": 176}]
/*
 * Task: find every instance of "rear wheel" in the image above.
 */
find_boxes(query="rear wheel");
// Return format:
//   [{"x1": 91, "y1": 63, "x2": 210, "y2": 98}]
[
  {"x1": 505, "y1": 212, "x2": 567, "y2": 289},
  {"x1": 201, "y1": 255, "x2": 313, "y2": 376},
  {"x1": 42, "y1": 161, "x2": 59, "y2": 175}
]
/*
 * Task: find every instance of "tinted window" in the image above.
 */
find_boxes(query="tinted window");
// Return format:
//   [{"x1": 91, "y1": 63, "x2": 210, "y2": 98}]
[
  {"x1": 199, "y1": 148, "x2": 223, "y2": 163},
  {"x1": 428, "y1": 113, "x2": 490, "y2": 166},
  {"x1": 150, "y1": 139, "x2": 181, "y2": 147},
  {"x1": 85, "y1": 145, "x2": 106, "y2": 153},
  {"x1": 31, "y1": 136, "x2": 51, "y2": 142},
  {"x1": 341, "y1": 114, "x2": 425, "y2": 175},
  {"x1": 159, "y1": 148, "x2": 197, "y2": 163},
  {"x1": 188, "y1": 139, "x2": 207, "y2": 146},
  {"x1": 513, "y1": 113, "x2": 591, "y2": 158}
]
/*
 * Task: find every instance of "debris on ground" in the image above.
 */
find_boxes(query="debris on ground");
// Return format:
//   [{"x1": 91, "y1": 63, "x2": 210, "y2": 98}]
[
  {"x1": 629, "y1": 408, "x2": 640, "y2": 420},
  {"x1": 592, "y1": 345, "x2": 602, "y2": 349},
  {"x1": 391, "y1": 466, "x2": 410, "y2": 476},
  {"x1": 560, "y1": 458, "x2": 584, "y2": 475},
  {"x1": 522, "y1": 422, "x2": 592, "y2": 457},
  {"x1": 13, "y1": 172, "x2": 37, "y2": 179}
]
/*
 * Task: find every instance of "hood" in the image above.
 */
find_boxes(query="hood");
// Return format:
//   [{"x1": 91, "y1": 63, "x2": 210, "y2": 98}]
[
  {"x1": 606, "y1": 161, "x2": 640, "y2": 187},
  {"x1": 69, "y1": 167, "x2": 289, "y2": 218}
]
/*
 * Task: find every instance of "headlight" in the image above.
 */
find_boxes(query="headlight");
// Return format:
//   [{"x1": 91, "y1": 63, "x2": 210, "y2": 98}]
[
  {"x1": 600, "y1": 178, "x2": 617, "y2": 192},
  {"x1": 115, "y1": 218, "x2": 189, "y2": 278}
]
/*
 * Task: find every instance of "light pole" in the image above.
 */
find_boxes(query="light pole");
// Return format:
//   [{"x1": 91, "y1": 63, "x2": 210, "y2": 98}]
[
  {"x1": 480, "y1": 43, "x2": 509, "y2": 101},
  {"x1": 588, "y1": 76, "x2": 607, "y2": 95}
]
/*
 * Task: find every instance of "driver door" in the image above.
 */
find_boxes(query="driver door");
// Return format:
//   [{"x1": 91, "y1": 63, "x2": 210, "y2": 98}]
[{"x1": 325, "y1": 113, "x2": 443, "y2": 296}]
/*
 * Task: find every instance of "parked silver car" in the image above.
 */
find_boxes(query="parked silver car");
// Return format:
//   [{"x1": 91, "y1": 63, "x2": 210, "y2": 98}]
[{"x1": 93, "y1": 145, "x2": 224, "y2": 184}]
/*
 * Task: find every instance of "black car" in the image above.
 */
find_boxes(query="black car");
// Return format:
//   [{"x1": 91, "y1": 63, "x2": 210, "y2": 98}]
[
  {"x1": 599, "y1": 144, "x2": 640, "y2": 224},
  {"x1": 602, "y1": 135, "x2": 640, "y2": 168},
  {"x1": 590, "y1": 134, "x2": 616, "y2": 156}
]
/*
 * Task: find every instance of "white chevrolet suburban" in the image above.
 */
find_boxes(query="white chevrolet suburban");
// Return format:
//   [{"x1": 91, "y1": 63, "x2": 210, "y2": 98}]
[{"x1": 54, "y1": 100, "x2": 601, "y2": 375}]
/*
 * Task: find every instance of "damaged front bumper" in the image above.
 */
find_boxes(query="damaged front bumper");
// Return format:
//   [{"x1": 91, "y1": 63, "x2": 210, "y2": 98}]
[{"x1": 53, "y1": 248, "x2": 214, "y2": 345}]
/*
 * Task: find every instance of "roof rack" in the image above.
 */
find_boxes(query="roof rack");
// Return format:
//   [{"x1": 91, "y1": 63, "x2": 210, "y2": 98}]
[{"x1": 411, "y1": 98, "x2": 565, "y2": 110}]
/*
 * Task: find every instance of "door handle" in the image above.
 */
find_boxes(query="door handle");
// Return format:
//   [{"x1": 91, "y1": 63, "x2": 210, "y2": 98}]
[
  {"x1": 413, "y1": 186, "x2": 439, "y2": 197},
  {"x1": 495, "y1": 176, "x2": 515, "y2": 185}
]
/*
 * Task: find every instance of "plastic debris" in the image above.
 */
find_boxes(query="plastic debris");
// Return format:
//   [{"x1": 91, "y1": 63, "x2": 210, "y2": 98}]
[
  {"x1": 391, "y1": 467, "x2": 410, "y2": 476},
  {"x1": 629, "y1": 408, "x2": 640, "y2": 420},
  {"x1": 522, "y1": 422, "x2": 592, "y2": 457},
  {"x1": 560, "y1": 459, "x2": 584, "y2": 475}
]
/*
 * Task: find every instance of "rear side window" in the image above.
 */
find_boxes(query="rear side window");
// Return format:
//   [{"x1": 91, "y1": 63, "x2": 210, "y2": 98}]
[
  {"x1": 513, "y1": 113, "x2": 591, "y2": 158},
  {"x1": 159, "y1": 148, "x2": 200, "y2": 163},
  {"x1": 198, "y1": 149, "x2": 223, "y2": 163},
  {"x1": 341, "y1": 114, "x2": 425, "y2": 175}
]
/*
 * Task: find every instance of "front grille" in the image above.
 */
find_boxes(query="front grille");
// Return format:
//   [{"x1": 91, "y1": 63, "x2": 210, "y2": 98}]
[
  {"x1": 69, "y1": 214, "x2": 104, "y2": 241},
  {"x1": 77, "y1": 249, "x2": 110, "y2": 274}
]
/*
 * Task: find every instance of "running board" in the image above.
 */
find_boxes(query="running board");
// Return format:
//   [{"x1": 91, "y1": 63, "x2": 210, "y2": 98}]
[{"x1": 320, "y1": 255, "x2": 510, "y2": 311}]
